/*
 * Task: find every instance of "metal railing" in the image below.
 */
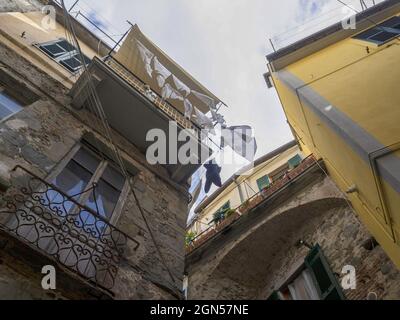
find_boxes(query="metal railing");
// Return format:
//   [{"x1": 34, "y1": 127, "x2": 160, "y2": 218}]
[
  {"x1": 267, "y1": 0, "x2": 386, "y2": 54},
  {"x1": 186, "y1": 155, "x2": 317, "y2": 253},
  {"x1": 0, "y1": 166, "x2": 139, "y2": 290}
]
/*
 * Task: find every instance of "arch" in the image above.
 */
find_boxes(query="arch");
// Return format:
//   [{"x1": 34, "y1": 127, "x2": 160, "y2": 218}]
[{"x1": 188, "y1": 195, "x2": 348, "y2": 299}]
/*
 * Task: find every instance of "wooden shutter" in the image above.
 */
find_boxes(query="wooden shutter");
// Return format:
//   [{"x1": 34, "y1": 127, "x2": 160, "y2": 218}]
[
  {"x1": 267, "y1": 291, "x2": 281, "y2": 300},
  {"x1": 304, "y1": 244, "x2": 345, "y2": 300},
  {"x1": 256, "y1": 175, "x2": 270, "y2": 191},
  {"x1": 288, "y1": 154, "x2": 302, "y2": 169}
]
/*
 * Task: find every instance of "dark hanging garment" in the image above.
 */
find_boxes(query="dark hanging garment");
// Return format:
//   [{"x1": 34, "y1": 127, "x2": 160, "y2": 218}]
[{"x1": 204, "y1": 161, "x2": 222, "y2": 193}]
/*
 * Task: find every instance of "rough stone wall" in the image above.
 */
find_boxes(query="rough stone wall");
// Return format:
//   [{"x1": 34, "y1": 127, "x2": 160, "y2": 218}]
[
  {"x1": 258, "y1": 206, "x2": 400, "y2": 300},
  {"x1": 0, "y1": 0, "x2": 44, "y2": 13},
  {"x1": 0, "y1": 22, "x2": 187, "y2": 299}
]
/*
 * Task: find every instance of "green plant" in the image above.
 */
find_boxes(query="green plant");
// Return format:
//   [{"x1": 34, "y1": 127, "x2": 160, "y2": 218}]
[
  {"x1": 224, "y1": 208, "x2": 236, "y2": 218},
  {"x1": 185, "y1": 231, "x2": 196, "y2": 246},
  {"x1": 213, "y1": 210, "x2": 225, "y2": 224}
]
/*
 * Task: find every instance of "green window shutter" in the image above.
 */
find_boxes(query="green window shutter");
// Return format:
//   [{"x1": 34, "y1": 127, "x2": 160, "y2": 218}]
[
  {"x1": 267, "y1": 291, "x2": 281, "y2": 300},
  {"x1": 211, "y1": 201, "x2": 230, "y2": 224},
  {"x1": 288, "y1": 154, "x2": 302, "y2": 169},
  {"x1": 304, "y1": 244, "x2": 345, "y2": 300},
  {"x1": 256, "y1": 175, "x2": 270, "y2": 191}
]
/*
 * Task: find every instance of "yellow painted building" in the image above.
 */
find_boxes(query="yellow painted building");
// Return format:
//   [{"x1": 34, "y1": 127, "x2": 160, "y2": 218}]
[
  {"x1": 266, "y1": 1, "x2": 400, "y2": 267},
  {"x1": 188, "y1": 141, "x2": 304, "y2": 234}
]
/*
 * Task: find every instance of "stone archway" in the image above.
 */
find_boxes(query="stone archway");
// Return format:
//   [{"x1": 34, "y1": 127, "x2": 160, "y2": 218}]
[
  {"x1": 189, "y1": 198, "x2": 348, "y2": 299},
  {"x1": 186, "y1": 175, "x2": 350, "y2": 299}
]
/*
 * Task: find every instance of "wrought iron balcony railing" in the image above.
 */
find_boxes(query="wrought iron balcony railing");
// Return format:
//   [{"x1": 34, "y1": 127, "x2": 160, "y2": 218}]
[
  {"x1": 0, "y1": 165, "x2": 139, "y2": 291},
  {"x1": 186, "y1": 155, "x2": 318, "y2": 253}
]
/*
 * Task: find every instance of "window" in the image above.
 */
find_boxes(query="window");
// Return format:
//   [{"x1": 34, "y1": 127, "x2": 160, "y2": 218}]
[
  {"x1": 256, "y1": 175, "x2": 270, "y2": 191},
  {"x1": 0, "y1": 87, "x2": 23, "y2": 121},
  {"x1": 353, "y1": 16, "x2": 400, "y2": 45},
  {"x1": 273, "y1": 245, "x2": 345, "y2": 300},
  {"x1": 288, "y1": 154, "x2": 302, "y2": 169},
  {"x1": 37, "y1": 39, "x2": 91, "y2": 73},
  {"x1": 49, "y1": 144, "x2": 126, "y2": 226}
]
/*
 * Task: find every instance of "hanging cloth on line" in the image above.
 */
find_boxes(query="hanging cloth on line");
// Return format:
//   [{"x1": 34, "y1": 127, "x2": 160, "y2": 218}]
[
  {"x1": 204, "y1": 160, "x2": 222, "y2": 193},
  {"x1": 152, "y1": 56, "x2": 172, "y2": 88},
  {"x1": 136, "y1": 40, "x2": 154, "y2": 78}
]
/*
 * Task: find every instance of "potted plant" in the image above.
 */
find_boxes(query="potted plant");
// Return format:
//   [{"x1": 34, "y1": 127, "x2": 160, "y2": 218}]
[{"x1": 185, "y1": 231, "x2": 197, "y2": 247}]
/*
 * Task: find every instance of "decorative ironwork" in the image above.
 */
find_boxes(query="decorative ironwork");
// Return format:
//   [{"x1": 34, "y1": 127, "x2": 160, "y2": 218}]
[{"x1": 0, "y1": 166, "x2": 139, "y2": 290}]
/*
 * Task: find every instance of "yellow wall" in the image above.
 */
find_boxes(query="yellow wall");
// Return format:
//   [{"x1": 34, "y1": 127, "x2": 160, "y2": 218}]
[
  {"x1": 270, "y1": 13, "x2": 400, "y2": 267},
  {"x1": 190, "y1": 145, "x2": 302, "y2": 234},
  {"x1": 0, "y1": 11, "x2": 99, "y2": 88}
]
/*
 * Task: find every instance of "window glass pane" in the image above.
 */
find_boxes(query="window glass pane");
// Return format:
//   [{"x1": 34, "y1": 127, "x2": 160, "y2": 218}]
[
  {"x1": 47, "y1": 159, "x2": 93, "y2": 216},
  {"x1": 60, "y1": 55, "x2": 83, "y2": 72},
  {"x1": 72, "y1": 146, "x2": 101, "y2": 174},
  {"x1": 370, "y1": 31, "x2": 398, "y2": 43},
  {"x1": 0, "y1": 91, "x2": 22, "y2": 120},
  {"x1": 56, "y1": 40, "x2": 76, "y2": 52},
  {"x1": 47, "y1": 146, "x2": 99, "y2": 215},
  {"x1": 60, "y1": 54, "x2": 91, "y2": 72},
  {"x1": 53, "y1": 160, "x2": 93, "y2": 196},
  {"x1": 40, "y1": 43, "x2": 67, "y2": 57},
  {"x1": 86, "y1": 179, "x2": 122, "y2": 220},
  {"x1": 101, "y1": 164, "x2": 125, "y2": 191},
  {"x1": 379, "y1": 16, "x2": 400, "y2": 29}
]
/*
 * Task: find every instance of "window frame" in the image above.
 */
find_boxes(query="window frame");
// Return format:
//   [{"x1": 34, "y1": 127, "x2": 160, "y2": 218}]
[
  {"x1": 256, "y1": 174, "x2": 270, "y2": 191},
  {"x1": 288, "y1": 154, "x2": 303, "y2": 169},
  {"x1": 0, "y1": 84, "x2": 24, "y2": 123},
  {"x1": 353, "y1": 16, "x2": 400, "y2": 45},
  {"x1": 273, "y1": 244, "x2": 345, "y2": 300},
  {"x1": 47, "y1": 141, "x2": 130, "y2": 225},
  {"x1": 35, "y1": 38, "x2": 91, "y2": 74}
]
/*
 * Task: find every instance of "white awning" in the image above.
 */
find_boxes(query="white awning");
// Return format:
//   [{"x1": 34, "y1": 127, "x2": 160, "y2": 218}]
[{"x1": 113, "y1": 24, "x2": 222, "y2": 115}]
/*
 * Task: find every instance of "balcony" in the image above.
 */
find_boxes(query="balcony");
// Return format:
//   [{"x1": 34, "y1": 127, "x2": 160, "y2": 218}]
[
  {"x1": 70, "y1": 56, "x2": 211, "y2": 184},
  {"x1": 185, "y1": 155, "x2": 318, "y2": 253},
  {"x1": 0, "y1": 166, "x2": 139, "y2": 293}
]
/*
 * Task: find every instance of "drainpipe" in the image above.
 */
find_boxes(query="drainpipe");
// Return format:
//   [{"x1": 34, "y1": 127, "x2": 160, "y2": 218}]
[{"x1": 234, "y1": 177, "x2": 245, "y2": 204}]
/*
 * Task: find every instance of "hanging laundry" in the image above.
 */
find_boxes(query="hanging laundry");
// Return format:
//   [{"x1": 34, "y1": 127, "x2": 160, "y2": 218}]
[
  {"x1": 152, "y1": 56, "x2": 171, "y2": 88},
  {"x1": 204, "y1": 160, "x2": 222, "y2": 193},
  {"x1": 194, "y1": 107, "x2": 215, "y2": 135},
  {"x1": 169, "y1": 75, "x2": 191, "y2": 97},
  {"x1": 191, "y1": 90, "x2": 216, "y2": 110},
  {"x1": 184, "y1": 99, "x2": 193, "y2": 119},
  {"x1": 136, "y1": 40, "x2": 154, "y2": 78},
  {"x1": 161, "y1": 83, "x2": 184, "y2": 101},
  {"x1": 220, "y1": 125, "x2": 257, "y2": 162}
]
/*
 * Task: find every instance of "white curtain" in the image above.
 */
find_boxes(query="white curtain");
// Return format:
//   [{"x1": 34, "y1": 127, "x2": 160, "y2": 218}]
[{"x1": 288, "y1": 269, "x2": 320, "y2": 300}]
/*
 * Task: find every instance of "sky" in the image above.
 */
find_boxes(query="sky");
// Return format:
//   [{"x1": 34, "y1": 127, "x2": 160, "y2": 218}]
[{"x1": 59, "y1": 0, "x2": 382, "y2": 217}]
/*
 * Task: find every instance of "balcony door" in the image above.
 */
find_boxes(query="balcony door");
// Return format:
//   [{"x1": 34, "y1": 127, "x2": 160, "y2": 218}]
[{"x1": 7, "y1": 142, "x2": 128, "y2": 287}]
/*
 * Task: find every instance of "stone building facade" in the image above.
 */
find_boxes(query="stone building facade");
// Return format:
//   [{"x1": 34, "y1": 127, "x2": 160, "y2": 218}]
[
  {"x1": 185, "y1": 158, "x2": 400, "y2": 300},
  {"x1": 0, "y1": 0, "x2": 202, "y2": 299}
]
